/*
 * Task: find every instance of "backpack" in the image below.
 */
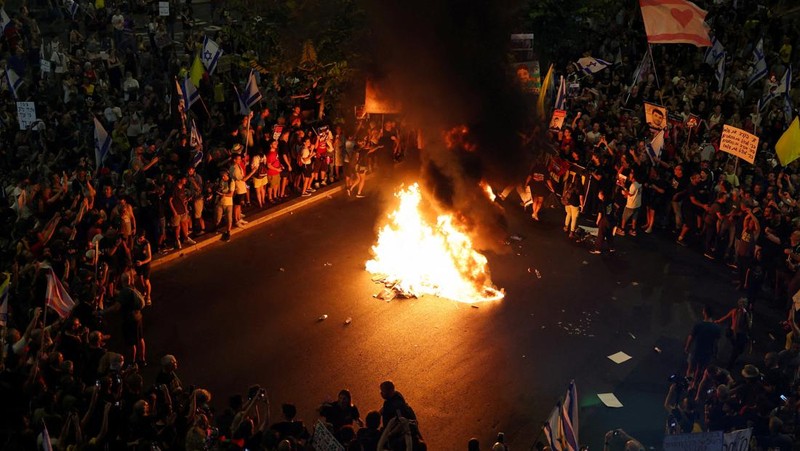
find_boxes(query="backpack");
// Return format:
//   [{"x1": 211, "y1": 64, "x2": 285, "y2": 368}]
[{"x1": 256, "y1": 159, "x2": 269, "y2": 177}]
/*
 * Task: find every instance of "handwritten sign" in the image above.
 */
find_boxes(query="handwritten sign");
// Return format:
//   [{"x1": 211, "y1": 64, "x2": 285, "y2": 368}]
[
  {"x1": 720, "y1": 124, "x2": 759, "y2": 164},
  {"x1": 663, "y1": 431, "x2": 723, "y2": 451},
  {"x1": 40, "y1": 59, "x2": 51, "y2": 73},
  {"x1": 309, "y1": 420, "x2": 344, "y2": 451},
  {"x1": 158, "y1": 1, "x2": 169, "y2": 16},
  {"x1": 16, "y1": 102, "x2": 37, "y2": 130}
]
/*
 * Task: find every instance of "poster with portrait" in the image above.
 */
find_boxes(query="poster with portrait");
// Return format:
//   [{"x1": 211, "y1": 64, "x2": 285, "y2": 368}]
[
  {"x1": 549, "y1": 109, "x2": 567, "y2": 130},
  {"x1": 644, "y1": 102, "x2": 668, "y2": 132},
  {"x1": 514, "y1": 61, "x2": 541, "y2": 95}
]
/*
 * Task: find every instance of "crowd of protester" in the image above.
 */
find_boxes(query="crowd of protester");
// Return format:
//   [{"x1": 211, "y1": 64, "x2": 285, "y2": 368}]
[
  {"x1": 3, "y1": 0, "x2": 800, "y2": 449},
  {"x1": 505, "y1": 0, "x2": 800, "y2": 447}
]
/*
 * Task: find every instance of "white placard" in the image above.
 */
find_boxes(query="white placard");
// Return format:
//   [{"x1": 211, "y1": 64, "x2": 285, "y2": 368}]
[
  {"x1": 40, "y1": 60, "x2": 51, "y2": 73},
  {"x1": 158, "y1": 1, "x2": 170, "y2": 16},
  {"x1": 309, "y1": 420, "x2": 344, "y2": 451},
  {"x1": 720, "y1": 124, "x2": 759, "y2": 164},
  {"x1": 723, "y1": 428, "x2": 751, "y2": 451},
  {"x1": 16, "y1": 102, "x2": 37, "y2": 130}
]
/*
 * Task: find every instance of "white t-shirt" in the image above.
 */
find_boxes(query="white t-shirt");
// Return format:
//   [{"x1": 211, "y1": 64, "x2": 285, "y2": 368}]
[{"x1": 626, "y1": 181, "x2": 642, "y2": 209}]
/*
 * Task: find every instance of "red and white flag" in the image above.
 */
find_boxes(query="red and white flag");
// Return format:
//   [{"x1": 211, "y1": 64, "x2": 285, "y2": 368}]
[
  {"x1": 639, "y1": 0, "x2": 711, "y2": 47},
  {"x1": 45, "y1": 268, "x2": 75, "y2": 319}
]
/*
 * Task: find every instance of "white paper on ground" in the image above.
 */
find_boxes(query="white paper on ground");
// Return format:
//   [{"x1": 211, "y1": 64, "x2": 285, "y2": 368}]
[
  {"x1": 607, "y1": 351, "x2": 632, "y2": 364},
  {"x1": 597, "y1": 393, "x2": 623, "y2": 408}
]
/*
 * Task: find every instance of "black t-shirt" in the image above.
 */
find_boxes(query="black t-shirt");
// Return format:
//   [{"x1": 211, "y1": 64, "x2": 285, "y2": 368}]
[
  {"x1": 690, "y1": 321, "x2": 721, "y2": 359},
  {"x1": 528, "y1": 163, "x2": 549, "y2": 194}
]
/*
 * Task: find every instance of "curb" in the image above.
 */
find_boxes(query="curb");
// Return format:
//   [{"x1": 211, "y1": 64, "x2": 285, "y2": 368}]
[{"x1": 151, "y1": 184, "x2": 344, "y2": 270}]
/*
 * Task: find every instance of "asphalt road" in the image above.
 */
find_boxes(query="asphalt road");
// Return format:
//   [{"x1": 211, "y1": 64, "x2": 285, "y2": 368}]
[{"x1": 145, "y1": 178, "x2": 782, "y2": 450}]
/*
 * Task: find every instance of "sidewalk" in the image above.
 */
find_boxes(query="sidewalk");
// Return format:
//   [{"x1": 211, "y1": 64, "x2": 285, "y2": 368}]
[{"x1": 151, "y1": 182, "x2": 344, "y2": 269}]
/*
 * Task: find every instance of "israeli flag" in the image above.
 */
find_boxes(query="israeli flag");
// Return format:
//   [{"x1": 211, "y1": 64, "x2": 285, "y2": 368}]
[
  {"x1": 647, "y1": 130, "x2": 664, "y2": 162},
  {"x1": 554, "y1": 76, "x2": 566, "y2": 111},
  {"x1": 576, "y1": 57, "x2": 611, "y2": 75},
  {"x1": 66, "y1": 0, "x2": 79, "y2": 18},
  {"x1": 704, "y1": 35, "x2": 725, "y2": 66},
  {"x1": 747, "y1": 38, "x2": 767, "y2": 87},
  {"x1": 0, "y1": 8, "x2": 11, "y2": 30},
  {"x1": 5, "y1": 68, "x2": 22, "y2": 100},
  {"x1": 759, "y1": 65, "x2": 792, "y2": 111},
  {"x1": 715, "y1": 53, "x2": 725, "y2": 91},
  {"x1": 239, "y1": 70, "x2": 262, "y2": 114},
  {"x1": 201, "y1": 36, "x2": 223, "y2": 75},
  {"x1": 181, "y1": 75, "x2": 200, "y2": 109},
  {"x1": 190, "y1": 118, "x2": 203, "y2": 150},
  {"x1": 93, "y1": 118, "x2": 111, "y2": 169}
]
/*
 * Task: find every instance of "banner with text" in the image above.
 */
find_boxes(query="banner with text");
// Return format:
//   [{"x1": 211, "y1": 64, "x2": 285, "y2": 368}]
[
  {"x1": 310, "y1": 420, "x2": 344, "y2": 451},
  {"x1": 723, "y1": 428, "x2": 751, "y2": 451},
  {"x1": 720, "y1": 125, "x2": 759, "y2": 164},
  {"x1": 663, "y1": 431, "x2": 723, "y2": 451}
]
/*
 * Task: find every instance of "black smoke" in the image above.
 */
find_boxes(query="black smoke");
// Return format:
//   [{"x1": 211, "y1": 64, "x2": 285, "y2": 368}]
[{"x1": 365, "y1": 0, "x2": 537, "y2": 251}]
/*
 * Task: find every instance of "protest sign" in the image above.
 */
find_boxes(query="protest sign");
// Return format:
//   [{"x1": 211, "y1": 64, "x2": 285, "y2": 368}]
[
  {"x1": 723, "y1": 428, "x2": 751, "y2": 451},
  {"x1": 16, "y1": 102, "x2": 36, "y2": 130},
  {"x1": 686, "y1": 114, "x2": 700, "y2": 129},
  {"x1": 720, "y1": 124, "x2": 759, "y2": 164},
  {"x1": 663, "y1": 431, "x2": 723, "y2": 451},
  {"x1": 272, "y1": 124, "x2": 284, "y2": 141},
  {"x1": 309, "y1": 420, "x2": 344, "y2": 451},
  {"x1": 644, "y1": 102, "x2": 668, "y2": 131},
  {"x1": 40, "y1": 60, "x2": 51, "y2": 73},
  {"x1": 158, "y1": 1, "x2": 169, "y2": 16},
  {"x1": 550, "y1": 109, "x2": 566, "y2": 130},
  {"x1": 514, "y1": 61, "x2": 540, "y2": 95}
]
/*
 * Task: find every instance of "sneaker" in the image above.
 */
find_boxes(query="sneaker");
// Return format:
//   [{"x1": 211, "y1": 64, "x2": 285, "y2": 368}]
[
  {"x1": 321, "y1": 181, "x2": 328, "y2": 186},
  {"x1": 302, "y1": 192, "x2": 311, "y2": 197},
  {"x1": 676, "y1": 237, "x2": 687, "y2": 247},
  {"x1": 616, "y1": 229, "x2": 626, "y2": 236},
  {"x1": 314, "y1": 182, "x2": 320, "y2": 189},
  {"x1": 308, "y1": 188, "x2": 317, "y2": 193},
  {"x1": 176, "y1": 241, "x2": 182, "y2": 250},
  {"x1": 568, "y1": 232, "x2": 575, "y2": 239},
  {"x1": 563, "y1": 226, "x2": 569, "y2": 232},
  {"x1": 185, "y1": 237, "x2": 197, "y2": 245},
  {"x1": 239, "y1": 219, "x2": 249, "y2": 224},
  {"x1": 726, "y1": 262, "x2": 738, "y2": 269},
  {"x1": 590, "y1": 249, "x2": 602, "y2": 255},
  {"x1": 241, "y1": 213, "x2": 246, "y2": 218},
  {"x1": 356, "y1": 194, "x2": 366, "y2": 198},
  {"x1": 145, "y1": 297, "x2": 152, "y2": 307},
  {"x1": 645, "y1": 227, "x2": 653, "y2": 234},
  {"x1": 703, "y1": 252, "x2": 715, "y2": 260},
  {"x1": 346, "y1": 187, "x2": 352, "y2": 197},
  {"x1": 629, "y1": 230, "x2": 637, "y2": 236}
]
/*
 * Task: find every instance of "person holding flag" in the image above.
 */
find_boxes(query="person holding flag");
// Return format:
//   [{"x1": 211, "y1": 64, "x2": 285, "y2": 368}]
[{"x1": 103, "y1": 272, "x2": 147, "y2": 366}]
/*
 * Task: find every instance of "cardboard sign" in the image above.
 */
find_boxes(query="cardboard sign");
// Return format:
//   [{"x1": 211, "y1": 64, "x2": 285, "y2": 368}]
[
  {"x1": 550, "y1": 109, "x2": 566, "y2": 130},
  {"x1": 158, "y1": 1, "x2": 169, "y2": 16},
  {"x1": 309, "y1": 420, "x2": 344, "y2": 451},
  {"x1": 720, "y1": 124, "x2": 759, "y2": 164},
  {"x1": 272, "y1": 124, "x2": 284, "y2": 141},
  {"x1": 644, "y1": 102, "x2": 668, "y2": 131},
  {"x1": 16, "y1": 102, "x2": 37, "y2": 130},
  {"x1": 663, "y1": 431, "x2": 723, "y2": 451},
  {"x1": 40, "y1": 59, "x2": 51, "y2": 73},
  {"x1": 686, "y1": 114, "x2": 700, "y2": 129}
]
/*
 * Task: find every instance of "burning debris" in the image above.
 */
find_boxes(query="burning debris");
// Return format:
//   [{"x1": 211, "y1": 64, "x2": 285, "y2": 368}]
[{"x1": 366, "y1": 183, "x2": 504, "y2": 304}]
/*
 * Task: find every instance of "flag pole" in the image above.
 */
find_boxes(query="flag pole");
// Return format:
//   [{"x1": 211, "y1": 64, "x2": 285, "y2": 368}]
[
  {"x1": 625, "y1": 52, "x2": 649, "y2": 105},
  {"x1": 648, "y1": 44, "x2": 660, "y2": 88}
]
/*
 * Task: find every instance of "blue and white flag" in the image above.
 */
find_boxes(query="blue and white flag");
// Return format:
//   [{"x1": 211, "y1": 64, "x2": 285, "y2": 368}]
[
  {"x1": 554, "y1": 76, "x2": 567, "y2": 111},
  {"x1": 759, "y1": 66, "x2": 792, "y2": 111},
  {"x1": 66, "y1": 0, "x2": 79, "y2": 18},
  {"x1": 239, "y1": 70, "x2": 262, "y2": 114},
  {"x1": 784, "y1": 95, "x2": 794, "y2": 124},
  {"x1": 0, "y1": 8, "x2": 11, "y2": 30},
  {"x1": 41, "y1": 422, "x2": 53, "y2": 451},
  {"x1": 190, "y1": 118, "x2": 203, "y2": 150},
  {"x1": 647, "y1": 130, "x2": 665, "y2": 162},
  {"x1": 576, "y1": 56, "x2": 611, "y2": 75},
  {"x1": 747, "y1": 38, "x2": 767, "y2": 87},
  {"x1": 703, "y1": 35, "x2": 725, "y2": 66},
  {"x1": 181, "y1": 76, "x2": 200, "y2": 109},
  {"x1": 201, "y1": 36, "x2": 223, "y2": 75},
  {"x1": 93, "y1": 117, "x2": 111, "y2": 169},
  {"x1": 562, "y1": 381, "x2": 579, "y2": 449},
  {"x1": 5, "y1": 68, "x2": 22, "y2": 100},
  {"x1": 715, "y1": 53, "x2": 725, "y2": 91}
]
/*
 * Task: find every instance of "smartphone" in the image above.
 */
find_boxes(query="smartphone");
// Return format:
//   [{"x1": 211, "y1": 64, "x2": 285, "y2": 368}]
[
  {"x1": 95, "y1": 380, "x2": 101, "y2": 388},
  {"x1": 780, "y1": 394, "x2": 788, "y2": 403}
]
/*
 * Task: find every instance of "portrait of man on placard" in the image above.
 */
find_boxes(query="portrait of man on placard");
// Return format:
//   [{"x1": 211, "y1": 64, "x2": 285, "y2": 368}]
[{"x1": 644, "y1": 102, "x2": 668, "y2": 131}]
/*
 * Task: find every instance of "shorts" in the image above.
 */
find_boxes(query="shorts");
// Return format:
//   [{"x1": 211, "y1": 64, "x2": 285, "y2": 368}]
[
  {"x1": 280, "y1": 167, "x2": 290, "y2": 179},
  {"x1": 303, "y1": 164, "x2": 313, "y2": 177},
  {"x1": 268, "y1": 174, "x2": 280, "y2": 189},
  {"x1": 313, "y1": 158, "x2": 327, "y2": 172},
  {"x1": 134, "y1": 263, "x2": 151, "y2": 279},
  {"x1": 192, "y1": 198, "x2": 204, "y2": 219},
  {"x1": 622, "y1": 207, "x2": 639, "y2": 223},
  {"x1": 253, "y1": 176, "x2": 268, "y2": 189},
  {"x1": 356, "y1": 164, "x2": 367, "y2": 174},
  {"x1": 171, "y1": 212, "x2": 188, "y2": 227},
  {"x1": 233, "y1": 193, "x2": 246, "y2": 206}
]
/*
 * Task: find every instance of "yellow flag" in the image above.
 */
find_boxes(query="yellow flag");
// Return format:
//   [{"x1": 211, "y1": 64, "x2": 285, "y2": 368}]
[
  {"x1": 190, "y1": 54, "x2": 205, "y2": 88},
  {"x1": 776, "y1": 117, "x2": 800, "y2": 166},
  {"x1": 537, "y1": 64, "x2": 554, "y2": 117}
]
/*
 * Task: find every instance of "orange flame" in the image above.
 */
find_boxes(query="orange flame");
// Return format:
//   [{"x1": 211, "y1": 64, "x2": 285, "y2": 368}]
[
  {"x1": 480, "y1": 180, "x2": 496, "y2": 202},
  {"x1": 366, "y1": 183, "x2": 504, "y2": 303}
]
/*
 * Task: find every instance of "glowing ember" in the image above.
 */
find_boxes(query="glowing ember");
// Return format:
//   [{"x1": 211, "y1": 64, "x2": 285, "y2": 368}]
[
  {"x1": 480, "y1": 180, "x2": 496, "y2": 202},
  {"x1": 366, "y1": 183, "x2": 504, "y2": 303}
]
